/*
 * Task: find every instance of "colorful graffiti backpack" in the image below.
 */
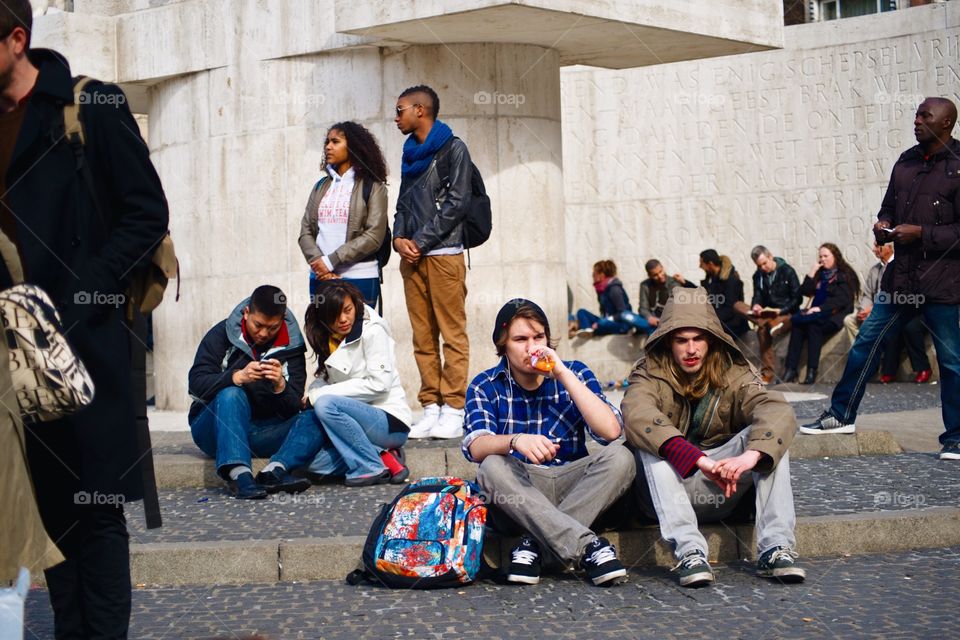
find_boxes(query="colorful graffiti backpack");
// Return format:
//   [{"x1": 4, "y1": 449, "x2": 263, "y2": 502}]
[{"x1": 347, "y1": 476, "x2": 487, "y2": 589}]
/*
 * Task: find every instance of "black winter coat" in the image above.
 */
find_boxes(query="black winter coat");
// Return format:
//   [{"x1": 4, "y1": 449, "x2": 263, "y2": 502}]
[
  {"x1": 188, "y1": 299, "x2": 307, "y2": 423},
  {"x1": 798, "y1": 270, "x2": 855, "y2": 330},
  {"x1": 1, "y1": 50, "x2": 169, "y2": 502},
  {"x1": 750, "y1": 257, "x2": 802, "y2": 315},
  {"x1": 878, "y1": 138, "x2": 960, "y2": 304}
]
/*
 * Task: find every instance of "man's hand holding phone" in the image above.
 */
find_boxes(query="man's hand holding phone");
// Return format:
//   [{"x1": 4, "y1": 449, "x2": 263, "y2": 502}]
[{"x1": 259, "y1": 358, "x2": 286, "y2": 393}]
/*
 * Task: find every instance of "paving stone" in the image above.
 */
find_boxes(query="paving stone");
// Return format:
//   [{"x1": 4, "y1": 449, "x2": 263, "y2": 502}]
[{"x1": 24, "y1": 547, "x2": 960, "y2": 639}]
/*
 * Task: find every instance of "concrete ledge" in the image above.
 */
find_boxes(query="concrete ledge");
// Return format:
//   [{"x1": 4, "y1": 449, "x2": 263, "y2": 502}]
[
  {"x1": 131, "y1": 540, "x2": 279, "y2": 585},
  {"x1": 279, "y1": 536, "x2": 368, "y2": 582},
  {"x1": 115, "y1": 507, "x2": 960, "y2": 585},
  {"x1": 155, "y1": 432, "x2": 903, "y2": 489},
  {"x1": 566, "y1": 333, "x2": 643, "y2": 386}
]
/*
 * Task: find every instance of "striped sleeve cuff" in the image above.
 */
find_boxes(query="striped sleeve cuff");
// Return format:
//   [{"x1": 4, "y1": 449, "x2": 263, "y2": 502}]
[{"x1": 660, "y1": 436, "x2": 706, "y2": 479}]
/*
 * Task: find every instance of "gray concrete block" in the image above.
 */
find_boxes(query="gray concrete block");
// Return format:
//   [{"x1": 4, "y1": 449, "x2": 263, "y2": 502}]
[
  {"x1": 791, "y1": 433, "x2": 860, "y2": 458},
  {"x1": 795, "y1": 507, "x2": 960, "y2": 557},
  {"x1": 445, "y1": 449, "x2": 478, "y2": 480},
  {"x1": 130, "y1": 540, "x2": 279, "y2": 585},
  {"x1": 406, "y1": 447, "x2": 445, "y2": 481},
  {"x1": 279, "y1": 536, "x2": 366, "y2": 582},
  {"x1": 856, "y1": 430, "x2": 903, "y2": 456}
]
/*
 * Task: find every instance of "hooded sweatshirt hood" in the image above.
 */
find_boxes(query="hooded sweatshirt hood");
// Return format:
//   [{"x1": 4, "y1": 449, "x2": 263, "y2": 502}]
[
  {"x1": 644, "y1": 287, "x2": 747, "y2": 365},
  {"x1": 226, "y1": 297, "x2": 305, "y2": 359}
]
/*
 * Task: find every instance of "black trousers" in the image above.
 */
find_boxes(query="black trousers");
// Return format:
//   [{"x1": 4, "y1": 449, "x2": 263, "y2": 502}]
[
  {"x1": 42, "y1": 504, "x2": 131, "y2": 640},
  {"x1": 785, "y1": 317, "x2": 840, "y2": 371},
  {"x1": 881, "y1": 315, "x2": 931, "y2": 376}
]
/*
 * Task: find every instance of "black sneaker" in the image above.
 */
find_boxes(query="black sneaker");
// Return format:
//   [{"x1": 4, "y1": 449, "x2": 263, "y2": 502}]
[
  {"x1": 673, "y1": 549, "x2": 714, "y2": 587},
  {"x1": 757, "y1": 546, "x2": 806, "y2": 582},
  {"x1": 344, "y1": 469, "x2": 391, "y2": 487},
  {"x1": 580, "y1": 537, "x2": 627, "y2": 586},
  {"x1": 507, "y1": 535, "x2": 541, "y2": 585},
  {"x1": 799, "y1": 411, "x2": 855, "y2": 435},
  {"x1": 256, "y1": 468, "x2": 311, "y2": 494},
  {"x1": 228, "y1": 471, "x2": 267, "y2": 500},
  {"x1": 940, "y1": 442, "x2": 960, "y2": 460}
]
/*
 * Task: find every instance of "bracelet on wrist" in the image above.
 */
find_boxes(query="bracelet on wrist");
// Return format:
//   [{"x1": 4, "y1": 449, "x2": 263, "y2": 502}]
[{"x1": 508, "y1": 433, "x2": 522, "y2": 454}]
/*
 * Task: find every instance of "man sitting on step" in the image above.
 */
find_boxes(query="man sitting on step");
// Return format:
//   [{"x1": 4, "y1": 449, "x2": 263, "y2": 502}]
[
  {"x1": 188, "y1": 285, "x2": 316, "y2": 499},
  {"x1": 622, "y1": 287, "x2": 806, "y2": 587},
  {"x1": 462, "y1": 298, "x2": 635, "y2": 587}
]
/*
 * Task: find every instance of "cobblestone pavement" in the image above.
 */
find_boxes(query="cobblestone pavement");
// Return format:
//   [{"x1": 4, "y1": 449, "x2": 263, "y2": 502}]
[
  {"x1": 24, "y1": 547, "x2": 959, "y2": 639},
  {"x1": 124, "y1": 453, "x2": 959, "y2": 543}
]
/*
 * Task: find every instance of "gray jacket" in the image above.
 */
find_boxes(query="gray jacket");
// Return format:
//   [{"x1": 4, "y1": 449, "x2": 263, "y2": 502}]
[
  {"x1": 393, "y1": 138, "x2": 473, "y2": 252},
  {"x1": 858, "y1": 260, "x2": 887, "y2": 311},
  {"x1": 297, "y1": 177, "x2": 388, "y2": 269}
]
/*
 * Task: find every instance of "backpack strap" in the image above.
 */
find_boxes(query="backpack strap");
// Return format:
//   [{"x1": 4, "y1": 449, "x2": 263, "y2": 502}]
[{"x1": 65, "y1": 76, "x2": 108, "y2": 232}]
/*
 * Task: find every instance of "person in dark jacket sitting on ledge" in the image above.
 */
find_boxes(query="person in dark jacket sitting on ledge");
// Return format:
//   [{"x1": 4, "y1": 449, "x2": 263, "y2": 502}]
[
  {"x1": 781, "y1": 243, "x2": 859, "y2": 385},
  {"x1": 569, "y1": 260, "x2": 651, "y2": 337},
  {"x1": 188, "y1": 285, "x2": 316, "y2": 499},
  {"x1": 733, "y1": 246, "x2": 802, "y2": 384},
  {"x1": 675, "y1": 250, "x2": 749, "y2": 340}
]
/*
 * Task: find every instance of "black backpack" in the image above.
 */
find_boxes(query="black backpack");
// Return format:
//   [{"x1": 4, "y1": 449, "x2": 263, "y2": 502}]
[{"x1": 436, "y1": 138, "x2": 492, "y2": 252}]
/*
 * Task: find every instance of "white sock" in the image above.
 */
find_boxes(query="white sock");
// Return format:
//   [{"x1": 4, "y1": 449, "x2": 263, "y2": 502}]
[
  {"x1": 227, "y1": 465, "x2": 252, "y2": 481},
  {"x1": 261, "y1": 461, "x2": 285, "y2": 474}
]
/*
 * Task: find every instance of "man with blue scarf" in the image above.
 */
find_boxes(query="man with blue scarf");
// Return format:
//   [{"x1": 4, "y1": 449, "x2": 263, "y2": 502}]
[{"x1": 393, "y1": 85, "x2": 473, "y2": 440}]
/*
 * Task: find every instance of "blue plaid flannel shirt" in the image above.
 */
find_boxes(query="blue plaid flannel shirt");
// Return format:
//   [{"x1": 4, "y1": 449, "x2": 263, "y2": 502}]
[{"x1": 461, "y1": 358, "x2": 623, "y2": 465}]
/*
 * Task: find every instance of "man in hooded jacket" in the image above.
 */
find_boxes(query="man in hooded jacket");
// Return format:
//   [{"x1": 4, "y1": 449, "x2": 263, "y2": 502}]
[{"x1": 621, "y1": 287, "x2": 805, "y2": 587}]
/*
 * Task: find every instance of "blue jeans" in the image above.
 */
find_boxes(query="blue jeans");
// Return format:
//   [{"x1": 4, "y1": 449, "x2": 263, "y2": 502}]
[
  {"x1": 309, "y1": 273, "x2": 380, "y2": 308},
  {"x1": 189, "y1": 386, "x2": 320, "y2": 478},
  {"x1": 573, "y1": 309, "x2": 652, "y2": 336},
  {"x1": 272, "y1": 395, "x2": 407, "y2": 480},
  {"x1": 829, "y1": 301, "x2": 960, "y2": 446}
]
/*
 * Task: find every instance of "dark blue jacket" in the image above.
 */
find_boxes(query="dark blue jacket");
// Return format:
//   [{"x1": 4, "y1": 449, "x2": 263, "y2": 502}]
[{"x1": 188, "y1": 299, "x2": 307, "y2": 422}]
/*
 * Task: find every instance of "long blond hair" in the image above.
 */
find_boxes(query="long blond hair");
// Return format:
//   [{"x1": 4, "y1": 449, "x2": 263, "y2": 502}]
[{"x1": 649, "y1": 332, "x2": 733, "y2": 399}]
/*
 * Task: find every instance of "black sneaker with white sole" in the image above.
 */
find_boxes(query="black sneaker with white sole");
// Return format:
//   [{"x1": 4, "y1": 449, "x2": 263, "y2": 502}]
[
  {"x1": 799, "y1": 411, "x2": 855, "y2": 435},
  {"x1": 673, "y1": 549, "x2": 714, "y2": 587},
  {"x1": 756, "y1": 546, "x2": 806, "y2": 582},
  {"x1": 939, "y1": 442, "x2": 960, "y2": 460},
  {"x1": 507, "y1": 535, "x2": 541, "y2": 585},
  {"x1": 580, "y1": 537, "x2": 627, "y2": 586}
]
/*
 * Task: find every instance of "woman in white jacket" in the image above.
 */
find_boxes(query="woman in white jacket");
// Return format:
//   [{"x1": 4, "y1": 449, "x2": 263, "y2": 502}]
[{"x1": 263, "y1": 281, "x2": 412, "y2": 487}]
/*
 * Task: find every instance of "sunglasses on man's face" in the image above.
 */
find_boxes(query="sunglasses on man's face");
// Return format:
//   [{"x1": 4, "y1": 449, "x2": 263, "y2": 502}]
[{"x1": 395, "y1": 104, "x2": 421, "y2": 116}]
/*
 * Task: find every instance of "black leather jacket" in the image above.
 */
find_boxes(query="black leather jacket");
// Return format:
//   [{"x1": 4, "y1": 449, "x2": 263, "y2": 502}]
[
  {"x1": 750, "y1": 257, "x2": 802, "y2": 315},
  {"x1": 394, "y1": 137, "x2": 473, "y2": 252}
]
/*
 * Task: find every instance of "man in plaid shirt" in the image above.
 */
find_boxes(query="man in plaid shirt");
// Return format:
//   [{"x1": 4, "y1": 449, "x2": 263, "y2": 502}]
[{"x1": 462, "y1": 299, "x2": 635, "y2": 586}]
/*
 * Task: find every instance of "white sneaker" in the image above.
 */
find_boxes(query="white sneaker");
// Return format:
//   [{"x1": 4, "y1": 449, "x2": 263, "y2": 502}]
[
  {"x1": 408, "y1": 404, "x2": 440, "y2": 439},
  {"x1": 431, "y1": 406, "x2": 465, "y2": 439}
]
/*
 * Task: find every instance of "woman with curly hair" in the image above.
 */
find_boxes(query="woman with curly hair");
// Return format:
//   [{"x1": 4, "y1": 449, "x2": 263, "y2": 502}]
[
  {"x1": 265, "y1": 280, "x2": 412, "y2": 486},
  {"x1": 782, "y1": 243, "x2": 860, "y2": 385},
  {"x1": 298, "y1": 121, "x2": 389, "y2": 307}
]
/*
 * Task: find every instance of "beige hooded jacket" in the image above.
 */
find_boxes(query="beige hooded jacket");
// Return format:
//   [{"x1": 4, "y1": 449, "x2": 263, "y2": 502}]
[{"x1": 622, "y1": 287, "x2": 796, "y2": 471}]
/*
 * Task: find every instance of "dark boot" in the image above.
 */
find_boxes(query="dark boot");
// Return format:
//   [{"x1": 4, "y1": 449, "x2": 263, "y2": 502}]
[
  {"x1": 781, "y1": 369, "x2": 798, "y2": 383},
  {"x1": 802, "y1": 368, "x2": 817, "y2": 385}
]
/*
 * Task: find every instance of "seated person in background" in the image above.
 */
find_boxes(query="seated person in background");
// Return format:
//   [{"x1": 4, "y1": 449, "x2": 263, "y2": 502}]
[
  {"x1": 675, "y1": 249, "x2": 749, "y2": 339},
  {"x1": 733, "y1": 246, "x2": 802, "y2": 384},
  {"x1": 569, "y1": 260, "x2": 650, "y2": 337},
  {"x1": 188, "y1": 286, "x2": 314, "y2": 499},
  {"x1": 845, "y1": 241, "x2": 932, "y2": 384},
  {"x1": 782, "y1": 243, "x2": 859, "y2": 385},
  {"x1": 622, "y1": 287, "x2": 805, "y2": 588},
  {"x1": 638, "y1": 259, "x2": 696, "y2": 329},
  {"x1": 266, "y1": 280, "x2": 411, "y2": 486},
  {"x1": 465, "y1": 299, "x2": 634, "y2": 587}
]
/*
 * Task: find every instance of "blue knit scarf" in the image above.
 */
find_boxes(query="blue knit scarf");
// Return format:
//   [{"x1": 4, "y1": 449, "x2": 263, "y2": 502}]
[{"x1": 401, "y1": 120, "x2": 454, "y2": 178}]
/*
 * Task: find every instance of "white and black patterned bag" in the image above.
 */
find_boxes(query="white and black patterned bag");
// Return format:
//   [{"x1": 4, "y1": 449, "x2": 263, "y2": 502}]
[{"x1": 0, "y1": 283, "x2": 95, "y2": 423}]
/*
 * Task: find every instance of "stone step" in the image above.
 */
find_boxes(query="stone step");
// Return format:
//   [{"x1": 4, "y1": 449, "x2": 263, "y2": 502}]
[
  {"x1": 111, "y1": 506, "x2": 960, "y2": 586},
  {"x1": 151, "y1": 430, "x2": 901, "y2": 489},
  {"x1": 34, "y1": 451, "x2": 947, "y2": 587}
]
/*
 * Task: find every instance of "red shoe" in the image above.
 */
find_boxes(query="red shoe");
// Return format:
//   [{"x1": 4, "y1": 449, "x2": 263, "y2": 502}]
[
  {"x1": 914, "y1": 369, "x2": 932, "y2": 384},
  {"x1": 879, "y1": 374, "x2": 895, "y2": 384}
]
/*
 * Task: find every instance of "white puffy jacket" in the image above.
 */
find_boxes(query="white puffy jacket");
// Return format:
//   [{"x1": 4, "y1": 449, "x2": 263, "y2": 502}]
[{"x1": 306, "y1": 305, "x2": 412, "y2": 427}]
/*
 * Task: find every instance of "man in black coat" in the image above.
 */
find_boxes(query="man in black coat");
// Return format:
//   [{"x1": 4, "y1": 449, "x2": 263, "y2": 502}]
[
  {"x1": 803, "y1": 97, "x2": 960, "y2": 462},
  {"x1": 675, "y1": 249, "x2": 749, "y2": 339},
  {"x1": 0, "y1": 2, "x2": 169, "y2": 636},
  {"x1": 188, "y1": 285, "x2": 314, "y2": 499},
  {"x1": 733, "y1": 246, "x2": 802, "y2": 383}
]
